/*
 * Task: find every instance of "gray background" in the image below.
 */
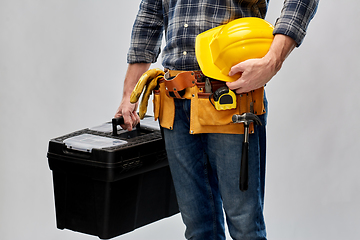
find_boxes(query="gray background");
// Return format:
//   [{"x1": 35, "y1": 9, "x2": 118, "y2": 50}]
[{"x1": 0, "y1": 1, "x2": 359, "y2": 239}]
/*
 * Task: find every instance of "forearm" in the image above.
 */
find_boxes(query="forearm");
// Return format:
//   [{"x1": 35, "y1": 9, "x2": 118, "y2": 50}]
[
  {"x1": 127, "y1": 0, "x2": 164, "y2": 64},
  {"x1": 114, "y1": 63, "x2": 151, "y2": 129},
  {"x1": 122, "y1": 63, "x2": 151, "y2": 99},
  {"x1": 227, "y1": 34, "x2": 296, "y2": 93},
  {"x1": 263, "y1": 34, "x2": 296, "y2": 74}
]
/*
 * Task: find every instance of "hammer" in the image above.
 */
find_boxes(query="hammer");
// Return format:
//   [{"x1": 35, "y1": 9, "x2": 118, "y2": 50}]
[{"x1": 232, "y1": 112, "x2": 262, "y2": 191}]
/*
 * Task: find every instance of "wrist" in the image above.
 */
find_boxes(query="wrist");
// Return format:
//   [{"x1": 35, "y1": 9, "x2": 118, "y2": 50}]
[
  {"x1": 264, "y1": 34, "x2": 296, "y2": 73},
  {"x1": 122, "y1": 90, "x2": 133, "y2": 99},
  {"x1": 263, "y1": 50, "x2": 283, "y2": 74}
]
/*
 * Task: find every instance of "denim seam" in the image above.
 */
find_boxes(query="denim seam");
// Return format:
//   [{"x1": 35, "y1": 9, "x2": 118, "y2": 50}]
[
  {"x1": 182, "y1": 99, "x2": 191, "y2": 123},
  {"x1": 202, "y1": 152, "x2": 218, "y2": 240}
]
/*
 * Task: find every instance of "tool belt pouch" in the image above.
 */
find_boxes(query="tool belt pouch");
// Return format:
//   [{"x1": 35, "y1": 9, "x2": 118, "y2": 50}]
[
  {"x1": 153, "y1": 89, "x2": 161, "y2": 121},
  {"x1": 153, "y1": 72, "x2": 265, "y2": 134},
  {"x1": 153, "y1": 71, "x2": 196, "y2": 130},
  {"x1": 189, "y1": 85, "x2": 266, "y2": 134},
  {"x1": 153, "y1": 78, "x2": 175, "y2": 130}
]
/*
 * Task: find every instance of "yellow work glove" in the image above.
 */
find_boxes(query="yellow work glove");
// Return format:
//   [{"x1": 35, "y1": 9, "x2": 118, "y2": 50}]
[{"x1": 130, "y1": 68, "x2": 164, "y2": 119}]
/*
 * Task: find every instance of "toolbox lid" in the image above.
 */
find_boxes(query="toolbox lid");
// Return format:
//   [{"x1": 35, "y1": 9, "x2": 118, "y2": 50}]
[
  {"x1": 64, "y1": 134, "x2": 127, "y2": 153},
  {"x1": 89, "y1": 122, "x2": 118, "y2": 133},
  {"x1": 139, "y1": 117, "x2": 160, "y2": 130}
]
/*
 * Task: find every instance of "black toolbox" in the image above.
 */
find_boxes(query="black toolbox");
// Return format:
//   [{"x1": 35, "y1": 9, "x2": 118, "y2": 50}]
[{"x1": 47, "y1": 116, "x2": 179, "y2": 239}]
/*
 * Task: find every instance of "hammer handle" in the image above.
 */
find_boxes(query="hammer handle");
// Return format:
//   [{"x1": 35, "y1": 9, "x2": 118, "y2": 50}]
[{"x1": 239, "y1": 142, "x2": 249, "y2": 191}]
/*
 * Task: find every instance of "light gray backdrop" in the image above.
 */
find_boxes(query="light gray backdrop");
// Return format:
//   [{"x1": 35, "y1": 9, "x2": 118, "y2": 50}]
[{"x1": 1, "y1": 1, "x2": 359, "y2": 239}]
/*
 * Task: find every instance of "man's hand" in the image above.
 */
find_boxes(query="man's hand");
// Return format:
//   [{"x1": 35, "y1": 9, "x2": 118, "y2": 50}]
[
  {"x1": 226, "y1": 34, "x2": 296, "y2": 94},
  {"x1": 114, "y1": 63, "x2": 150, "y2": 131},
  {"x1": 227, "y1": 57, "x2": 278, "y2": 94},
  {"x1": 114, "y1": 97, "x2": 140, "y2": 131}
]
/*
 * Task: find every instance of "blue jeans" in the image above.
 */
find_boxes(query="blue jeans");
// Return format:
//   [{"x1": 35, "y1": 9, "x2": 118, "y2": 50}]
[{"x1": 163, "y1": 97, "x2": 267, "y2": 240}]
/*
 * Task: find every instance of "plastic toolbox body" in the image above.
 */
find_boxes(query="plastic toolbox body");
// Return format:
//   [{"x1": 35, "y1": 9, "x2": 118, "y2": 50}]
[{"x1": 47, "y1": 117, "x2": 179, "y2": 239}]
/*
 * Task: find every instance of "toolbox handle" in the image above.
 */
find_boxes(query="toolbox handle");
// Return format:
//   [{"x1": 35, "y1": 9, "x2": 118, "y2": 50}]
[{"x1": 112, "y1": 117, "x2": 141, "y2": 136}]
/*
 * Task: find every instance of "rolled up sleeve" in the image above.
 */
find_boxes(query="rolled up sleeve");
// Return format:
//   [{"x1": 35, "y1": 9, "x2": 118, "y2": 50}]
[
  {"x1": 273, "y1": 0, "x2": 319, "y2": 46},
  {"x1": 127, "y1": 0, "x2": 164, "y2": 63}
]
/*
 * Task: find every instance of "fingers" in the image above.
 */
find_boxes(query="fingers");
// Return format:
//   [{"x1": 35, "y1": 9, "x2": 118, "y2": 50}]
[
  {"x1": 121, "y1": 110, "x2": 140, "y2": 131},
  {"x1": 226, "y1": 76, "x2": 259, "y2": 94},
  {"x1": 227, "y1": 62, "x2": 248, "y2": 94},
  {"x1": 130, "y1": 110, "x2": 141, "y2": 128},
  {"x1": 226, "y1": 80, "x2": 244, "y2": 94},
  {"x1": 226, "y1": 78, "x2": 242, "y2": 90},
  {"x1": 229, "y1": 62, "x2": 244, "y2": 77},
  {"x1": 227, "y1": 58, "x2": 272, "y2": 94},
  {"x1": 114, "y1": 101, "x2": 139, "y2": 131}
]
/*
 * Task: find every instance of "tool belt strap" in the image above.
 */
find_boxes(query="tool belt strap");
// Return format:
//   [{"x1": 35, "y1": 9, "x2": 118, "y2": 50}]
[
  {"x1": 164, "y1": 69, "x2": 224, "y2": 99},
  {"x1": 164, "y1": 70, "x2": 196, "y2": 98}
]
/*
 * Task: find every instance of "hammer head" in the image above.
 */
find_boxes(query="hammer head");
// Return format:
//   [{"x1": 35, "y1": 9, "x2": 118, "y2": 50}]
[{"x1": 232, "y1": 112, "x2": 262, "y2": 126}]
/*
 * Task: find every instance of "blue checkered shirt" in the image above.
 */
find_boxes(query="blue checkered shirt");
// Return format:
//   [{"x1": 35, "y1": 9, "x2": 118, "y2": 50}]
[{"x1": 127, "y1": 0, "x2": 318, "y2": 71}]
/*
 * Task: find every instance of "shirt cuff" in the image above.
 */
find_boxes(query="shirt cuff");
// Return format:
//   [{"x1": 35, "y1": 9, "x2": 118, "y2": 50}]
[
  {"x1": 273, "y1": 19, "x2": 307, "y2": 47},
  {"x1": 127, "y1": 48, "x2": 160, "y2": 64}
]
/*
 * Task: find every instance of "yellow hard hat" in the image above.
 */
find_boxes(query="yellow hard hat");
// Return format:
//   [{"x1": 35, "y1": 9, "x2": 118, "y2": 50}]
[{"x1": 195, "y1": 17, "x2": 274, "y2": 82}]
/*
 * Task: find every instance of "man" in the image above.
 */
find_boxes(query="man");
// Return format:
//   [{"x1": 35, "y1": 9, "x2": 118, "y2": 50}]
[{"x1": 115, "y1": 0, "x2": 318, "y2": 239}]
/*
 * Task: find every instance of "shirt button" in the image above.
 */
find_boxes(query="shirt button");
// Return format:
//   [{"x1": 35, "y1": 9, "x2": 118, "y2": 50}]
[
  {"x1": 183, "y1": 51, "x2": 187, "y2": 55},
  {"x1": 184, "y1": 23, "x2": 188, "y2": 28}
]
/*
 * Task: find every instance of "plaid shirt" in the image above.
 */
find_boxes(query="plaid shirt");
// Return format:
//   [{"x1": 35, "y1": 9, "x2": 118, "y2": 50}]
[{"x1": 127, "y1": 0, "x2": 318, "y2": 71}]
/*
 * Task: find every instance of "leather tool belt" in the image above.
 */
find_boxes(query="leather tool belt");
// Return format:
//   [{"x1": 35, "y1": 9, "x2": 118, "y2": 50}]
[
  {"x1": 164, "y1": 70, "x2": 197, "y2": 99},
  {"x1": 154, "y1": 69, "x2": 265, "y2": 134}
]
